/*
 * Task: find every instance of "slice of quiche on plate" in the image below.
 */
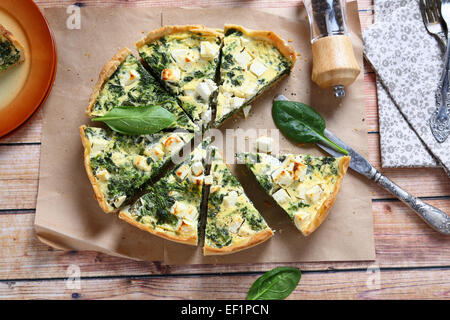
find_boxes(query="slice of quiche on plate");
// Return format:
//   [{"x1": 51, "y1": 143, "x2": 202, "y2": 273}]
[
  {"x1": 0, "y1": 24, "x2": 25, "y2": 73},
  {"x1": 238, "y1": 152, "x2": 350, "y2": 236},
  {"x1": 80, "y1": 125, "x2": 194, "y2": 213},
  {"x1": 136, "y1": 25, "x2": 223, "y2": 126},
  {"x1": 214, "y1": 25, "x2": 296, "y2": 127},
  {"x1": 204, "y1": 147, "x2": 273, "y2": 255},
  {"x1": 87, "y1": 47, "x2": 197, "y2": 132},
  {"x1": 119, "y1": 138, "x2": 210, "y2": 246}
]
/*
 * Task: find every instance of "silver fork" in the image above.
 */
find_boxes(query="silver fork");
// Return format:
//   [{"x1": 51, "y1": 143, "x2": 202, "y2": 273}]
[
  {"x1": 420, "y1": 0, "x2": 447, "y2": 48},
  {"x1": 425, "y1": 0, "x2": 450, "y2": 143}
]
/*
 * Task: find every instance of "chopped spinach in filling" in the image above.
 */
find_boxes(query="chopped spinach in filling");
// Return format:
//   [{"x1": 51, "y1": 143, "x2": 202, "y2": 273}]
[{"x1": 0, "y1": 37, "x2": 21, "y2": 72}]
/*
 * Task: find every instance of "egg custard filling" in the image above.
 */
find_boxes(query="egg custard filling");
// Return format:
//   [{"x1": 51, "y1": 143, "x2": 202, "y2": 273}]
[
  {"x1": 136, "y1": 26, "x2": 223, "y2": 126},
  {"x1": 238, "y1": 152, "x2": 350, "y2": 236},
  {"x1": 204, "y1": 147, "x2": 273, "y2": 255},
  {"x1": 119, "y1": 138, "x2": 210, "y2": 246},
  {"x1": 0, "y1": 24, "x2": 24, "y2": 73},
  {"x1": 80, "y1": 125, "x2": 194, "y2": 213},
  {"x1": 214, "y1": 25, "x2": 296, "y2": 127},
  {"x1": 87, "y1": 48, "x2": 197, "y2": 132}
]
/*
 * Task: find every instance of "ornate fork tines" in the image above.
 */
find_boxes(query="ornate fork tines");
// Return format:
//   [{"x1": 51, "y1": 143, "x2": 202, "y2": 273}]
[{"x1": 421, "y1": 0, "x2": 450, "y2": 143}]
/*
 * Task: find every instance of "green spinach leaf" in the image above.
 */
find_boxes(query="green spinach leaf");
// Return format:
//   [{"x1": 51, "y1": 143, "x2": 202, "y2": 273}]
[
  {"x1": 246, "y1": 266, "x2": 301, "y2": 300},
  {"x1": 92, "y1": 105, "x2": 175, "y2": 135},
  {"x1": 272, "y1": 100, "x2": 348, "y2": 155}
]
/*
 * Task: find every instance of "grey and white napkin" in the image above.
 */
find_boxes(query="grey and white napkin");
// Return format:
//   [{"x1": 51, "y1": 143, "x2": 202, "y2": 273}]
[{"x1": 363, "y1": 0, "x2": 450, "y2": 174}]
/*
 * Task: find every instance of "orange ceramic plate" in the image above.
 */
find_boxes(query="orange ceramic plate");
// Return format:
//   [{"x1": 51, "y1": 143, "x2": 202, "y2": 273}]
[{"x1": 0, "y1": 0, "x2": 57, "y2": 137}]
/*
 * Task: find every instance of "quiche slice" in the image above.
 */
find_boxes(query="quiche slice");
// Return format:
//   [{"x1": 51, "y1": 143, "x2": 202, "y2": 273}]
[
  {"x1": 136, "y1": 25, "x2": 223, "y2": 126},
  {"x1": 0, "y1": 24, "x2": 25, "y2": 73},
  {"x1": 119, "y1": 138, "x2": 210, "y2": 245},
  {"x1": 80, "y1": 125, "x2": 193, "y2": 213},
  {"x1": 87, "y1": 48, "x2": 197, "y2": 131},
  {"x1": 204, "y1": 147, "x2": 273, "y2": 255},
  {"x1": 214, "y1": 25, "x2": 296, "y2": 127},
  {"x1": 238, "y1": 152, "x2": 350, "y2": 236}
]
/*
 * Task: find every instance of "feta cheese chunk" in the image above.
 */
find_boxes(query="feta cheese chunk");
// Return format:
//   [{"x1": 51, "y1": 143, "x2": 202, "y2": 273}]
[
  {"x1": 229, "y1": 215, "x2": 244, "y2": 234},
  {"x1": 255, "y1": 136, "x2": 273, "y2": 153},
  {"x1": 242, "y1": 105, "x2": 252, "y2": 119},
  {"x1": 144, "y1": 144, "x2": 165, "y2": 162},
  {"x1": 249, "y1": 59, "x2": 268, "y2": 77},
  {"x1": 114, "y1": 195, "x2": 127, "y2": 208},
  {"x1": 171, "y1": 48, "x2": 197, "y2": 70},
  {"x1": 234, "y1": 50, "x2": 253, "y2": 67},
  {"x1": 119, "y1": 69, "x2": 140, "y2": 87},
  {"x1": 200, "y1": 41, "x2": 219, "y2": 59},
  {"x1": 196, "y1": 82, "x2": 213, "y2": 101},
  {"x1": 191, "y1": 161, "x2": 204, "y2": 176},
  {"x1": 272, "y1": 188, "x2": 291, "y2": 204},
  {"x1": 161, "y1": 67, "x2": 181, "y2": 81},
  {"x1": 223, "y1": 191, "x2": 239, "y2": 208},
  {"x1": 170, "y1": 201, "x2": 198, "y2": 221},
  {"x1": 96, "y1": 169, "x2": 110, "y2": 182},
  {"x1": 163, "y1": 135, "x2": 184, "y2": 154},
  {"x1": 306, "y1": 185, "x2": 323, "y2": 203},
  {"x1": 175, "y1": 164, "x2": 190, "y2": 180},
  {"x1": 203, "y1": 175, "x2": 213, "y2": 185},
  {"x1": 271, "y1": 167, "x2": 294, "y2": 187},
  {"x1": 133, "y1": 155, "x2": 151, "y2": 171}
]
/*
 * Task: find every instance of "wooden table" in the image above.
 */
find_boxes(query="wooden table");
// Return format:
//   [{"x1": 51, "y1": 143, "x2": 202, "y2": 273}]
[{"x1": 0, "y1": 0, "x2": 449, "y2": 300}]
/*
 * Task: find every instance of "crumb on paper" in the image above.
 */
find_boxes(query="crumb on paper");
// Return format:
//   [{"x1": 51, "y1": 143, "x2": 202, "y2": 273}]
[{"x1": 288, "y1": 38, "x2": 293, "y2": 42}]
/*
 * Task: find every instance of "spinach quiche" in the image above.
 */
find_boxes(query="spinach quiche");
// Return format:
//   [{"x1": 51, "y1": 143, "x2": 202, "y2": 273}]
[
  {"x1": 87, "y1": 47, "x2": 197, "y2": 131},
  {"x1": 80, "y1": 125, "x2": 194, "y2": 213},
  {"x1": 119, "y1": 139, "x2": 210, "y2": 245},
  {"x1": 136, "y1": 25, "x2": 223, "y2": 126},
  {"x1": 214, "y1": 25, "x2": 296, "y2": 127},
  {"x1": 204, "y1": 147, "x2": 273, "y2": 255},
  {"x1": 0, "y1": 24, "x2": 25, "y2": 73},
  {"x1": 238, "y1": 152, "x2": 350, "y2": 236}
]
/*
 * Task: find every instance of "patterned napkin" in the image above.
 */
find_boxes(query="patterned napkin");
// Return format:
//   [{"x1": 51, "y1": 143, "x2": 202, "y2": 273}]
[{"x1": 363, "y1": 0, "x2": 450, "y2": 174}]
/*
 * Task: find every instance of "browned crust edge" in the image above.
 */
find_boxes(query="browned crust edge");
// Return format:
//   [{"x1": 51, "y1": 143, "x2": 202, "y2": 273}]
[
  {"x1": 224, "y1": 24, "x2": 297, "y2": 65},
  {"x1": 0, "y1": 24, "x2": 25, "y2": 67},
  {"x1": 135, "y1": 25, "x2": 223, "y2": 49},
  {"x1": 79, "y1": 125, "x2": 115, "y2": 213},
  {"x1": 118, "y1": 210, "x2": 198, "y2": 246},
  {"x1": 86, "y1": 47, "x2": 131, "y2": 116},
  {"x1": 301, "y1": 155, "x2": 351, "y2": 236},
  {"x1": 203, "y1": 228, "x2": 274, "y2": 256}
]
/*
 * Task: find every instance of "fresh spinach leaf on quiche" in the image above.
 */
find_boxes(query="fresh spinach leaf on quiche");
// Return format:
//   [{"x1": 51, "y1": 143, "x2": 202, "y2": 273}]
[
  {"x1": 87, "y1": 48, "x2": 197, "y2": 132},
  {"x1": 238, "y1": 152, "x2": 350, "y2": 236},
  {"x1": 136, "y1": 25, "x2": 223, "y2": 126},
  {"x1": 80, "y1": 125, "x2": 194, "y2": 213},
  {"x1": 119, "y1": 138, "x2": 211, "y2": 245},
  {"x1": 214, "y1": 25, "x2": 296, "y2": 127}
]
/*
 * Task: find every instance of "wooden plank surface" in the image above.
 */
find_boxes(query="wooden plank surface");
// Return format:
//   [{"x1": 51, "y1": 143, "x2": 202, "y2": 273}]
[{"x1": 0, "y1": 0, "x2": 448, "y2": 299}]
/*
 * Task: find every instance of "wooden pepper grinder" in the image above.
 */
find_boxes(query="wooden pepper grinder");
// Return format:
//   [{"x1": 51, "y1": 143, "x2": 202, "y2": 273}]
[{"x1": 303, "y1": 0, "x2": 360, "y2": 97}]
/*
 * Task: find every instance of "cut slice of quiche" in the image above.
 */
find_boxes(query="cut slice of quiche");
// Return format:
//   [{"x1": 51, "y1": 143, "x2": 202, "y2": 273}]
[
  {"x1": 0, "y1": 24, "x2": 25, "y2": 73},
  {"x1": 204, "y1": 147, "x2": 273, "y2": 255},
  {"x1": 119, "y1": 138, "x2": 211, "y2": 246},
  {"x1": 238, "y1": 152, "x2": 350, "y2": 236},
  {"x1": 214, "y1": 25, "x2": 296, "y2": 127},
  {"x1": 136, "y1": 25, "x2": 223, "y2": 126},
  {"x1": 87, "y1": 48, "x2": 197, "y2": 131},
  {"x1": 80, "y1": 125, "x2": 193, "y2": 213}
]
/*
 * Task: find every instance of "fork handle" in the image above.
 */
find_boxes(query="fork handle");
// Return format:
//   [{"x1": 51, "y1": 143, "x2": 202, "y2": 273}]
[{"x1": 371, "y1": 169, "x2": 450, "y2": 235}]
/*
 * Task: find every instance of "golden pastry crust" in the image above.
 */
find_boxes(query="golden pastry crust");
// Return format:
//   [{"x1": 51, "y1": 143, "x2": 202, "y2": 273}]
[
  {"x1": 135, "y1": 25, "x2": 223, "y2": 49},
  {"x1": 300, "y1": 156, "x2": 351, "y2": 236},
  {"x1": 118, "y1": 210, "x2": 198, "y2": 246},
  {"x1": 203, "y1": 228, "x2": 273, "y2": 255},
  {"x1": 79, "y1": 125, "x2": 115, "y2": 213},
  {"x1": 224, "y1": 24, "x2": 297, "y2": 66},
  {"x1": 0, "y1": 24, "x2": 25, "y2": 68},
  {"x1": 86, "y1": 47, "x2": 131, "y2": 116}
]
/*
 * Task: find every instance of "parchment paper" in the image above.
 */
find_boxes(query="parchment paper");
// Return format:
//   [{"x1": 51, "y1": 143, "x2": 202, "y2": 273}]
[{"x1": 35, "y1": 2, "x2": 375, "y2": 265}]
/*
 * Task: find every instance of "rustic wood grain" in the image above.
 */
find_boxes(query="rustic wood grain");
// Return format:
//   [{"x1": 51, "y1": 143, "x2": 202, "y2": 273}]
[
  {"x1": 0, "y1": 0, "x2": 446, "y2": 300},
  {"x1": 1, "y1": 267, "x2": 448, "y2": 300},
  {"x1": 0, "y1": 200, "x2": 448, "y2": 281}
]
